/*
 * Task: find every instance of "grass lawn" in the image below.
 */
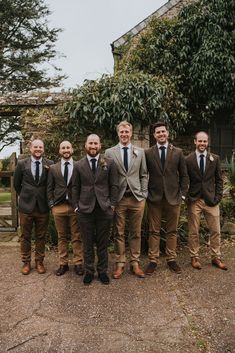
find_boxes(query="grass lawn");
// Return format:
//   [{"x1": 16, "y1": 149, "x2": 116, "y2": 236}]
[{"x1": 0, "y1": 193, "x2": 11, "y2": 203}]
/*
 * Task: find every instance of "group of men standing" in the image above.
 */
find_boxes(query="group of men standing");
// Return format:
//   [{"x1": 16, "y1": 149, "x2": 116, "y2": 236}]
[{"x1": 13, "y1": 120, "x2": 228, "y2": 286}]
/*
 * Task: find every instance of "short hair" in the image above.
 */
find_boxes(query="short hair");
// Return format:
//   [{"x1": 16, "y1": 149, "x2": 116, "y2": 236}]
[
  {"x1": 116, "y1": 121, "x2": 133, "y2": 133},
  {"x1": 152, "y1": 121, "x2": 169, "y2": 131},
  {"x1": 194, "y1": 131, "x2": 209, "y2": 140}
]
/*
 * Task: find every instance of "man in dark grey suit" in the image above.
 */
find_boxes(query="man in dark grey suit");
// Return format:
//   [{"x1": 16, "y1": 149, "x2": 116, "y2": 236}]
[
  {"x1": 145, "y1": 121, "x2": 188, "y2": 275},
  {"x1": 72, "y1": 134, "x2": 118, "y2": 285},
  {"x1": 14, "y1": 139, "x2": 53, "y2": 275},
  {"x1": 186, "y1": 131, "x2": 227, "y2": 270},
  {"x1": 47, "y1": 141, "x2": 83, "y2": 276}
]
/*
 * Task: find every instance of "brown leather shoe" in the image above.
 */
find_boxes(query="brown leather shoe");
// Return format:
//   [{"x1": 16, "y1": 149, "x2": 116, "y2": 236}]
[
  {"x1": 21, "y1": 262, "x2": 31, "y2": 275},
  {"x1": 113, "y1": 266, "x2": 124, "y2": 279},
  {"x1": 145, "y1": 262, "x2": 157, "y2": 275},
  {"x1": 212, "y1": 258, "x2": 228, "y2": 271},
  {"x1": 191, "y1": 258, "x2": 202, "y2": 270},
  {"x1": 130, "y1": 264, "x2": 145, "y2": 278},
  {"x1": 35, "y1": 261, "x2": 46, "y2": 274}
]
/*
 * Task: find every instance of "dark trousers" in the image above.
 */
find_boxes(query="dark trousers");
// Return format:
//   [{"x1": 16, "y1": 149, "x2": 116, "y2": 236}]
[
  {"x1": 19, "y1": 207, "x2": 49, "y2": 262},
  {"x1": 78, "y1": 205, "x2": 113, "y2": 274}
]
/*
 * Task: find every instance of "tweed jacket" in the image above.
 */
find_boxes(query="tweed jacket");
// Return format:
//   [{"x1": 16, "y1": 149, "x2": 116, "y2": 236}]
[
  {"x1": 185, "y1": 151, "x2": 223, "y2": 206},
  {"x1": 47, "y1": 160, "x2": 74, "y2": 208},
  {"x1": 72, "y1": 155, "x2": 119, "y2": 213},
  {"x1": 13, "y1": 157, "x2": 53, "y2": 213},
  {"x1": 145, "y1": 144, "x2": 189, "y2": 205},
  {"x1": 105, "y1": 144, "x2": 148, "y2": 202}
]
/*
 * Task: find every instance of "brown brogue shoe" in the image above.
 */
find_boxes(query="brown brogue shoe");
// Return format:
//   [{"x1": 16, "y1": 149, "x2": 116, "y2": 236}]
[
  {"x1": 191, "y1": 258, "x2": 202, "y2": 270},
  {"x1": 145, "y1": 262, "x2": 157, "y2": 275},
  {"x1": 35, "y1": 261, "x2": 46, "y2": 274},
  {"x1": 21, "y1": 262, "x2": 31, "y2": 275},
  {"x1": 212, "y1": 258, "x2": 228, "y2": 271},
  {"x1": 130, "y1": 264, "x2": 145, "y2": 278},
  {"x1": 113, "y1": 266, "x2": 124, "y2": 279}
]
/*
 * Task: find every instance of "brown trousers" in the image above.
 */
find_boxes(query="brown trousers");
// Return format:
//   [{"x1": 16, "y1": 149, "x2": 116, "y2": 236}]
[
  {"x1": 19, "y1": 208, "x2": 49, "y2": 263},
  {"x1": 52, "y1": 203, "x2": 83, "y2": 265},
  {"x1": 147, "y1": 199, "x2": 181, "y2": 262},
  {"x1": 188, "y1": 199, "x2": 221, "y2": 259},
  {"x1": 114, "y1": 196, "x2": 145, "y2": 266}
]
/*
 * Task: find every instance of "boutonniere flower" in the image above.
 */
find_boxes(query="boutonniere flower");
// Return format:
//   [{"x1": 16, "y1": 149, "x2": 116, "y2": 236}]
[
  {"x1": 133, "y1": 149, "x2": 139, "y2": 157},
  {"x1": 100, "y1": 158, "x2": 108, "y2": 170},
  {"x1": 209, "y1": 155, "x2": 214, "y2": 162},
  {"x1": 169, "y1": 144, "x2": 173, "y2": 150},
  {"x1": 44, "y1": 165, "x2": 50, "y2": 170}
]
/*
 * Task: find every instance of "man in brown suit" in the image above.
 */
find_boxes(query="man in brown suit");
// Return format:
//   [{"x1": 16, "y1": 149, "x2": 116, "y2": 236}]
[
  {"x1": 145, "y1": 121, "x2": 188, "y2": 275},
  {"x1": 47, "y1": 141, "x2": 83, "y2": 276},
  {"x1": 72, "y1": 134, "x2": 119, "y2": 285},
  {"x1": 14, "y1": 139, "x2": 53, "y2": 275},
  {"x1": 186, "y1": 131, "x2": 227, "y2": 270}
]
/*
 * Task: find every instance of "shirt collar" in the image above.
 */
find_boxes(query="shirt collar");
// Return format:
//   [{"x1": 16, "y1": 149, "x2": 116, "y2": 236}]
[
  {"x1": 119, "y1": 143, "x2": 132, "y2": 149},
  {"x1": 157, "y1": 142, "x2": 168, "y2": 149},
  {"x1": 87, "y1": 154, "x2": 100, "y2": 162},
  {"x1": 195, "y1": 150, "x2": 207, "y2": 158},
  {"x1": 31, "y1": 157, "x2": 42, "y2": 163},
  {"x1": 61, "y1": 157, "x2": 73, "y2": 165}
]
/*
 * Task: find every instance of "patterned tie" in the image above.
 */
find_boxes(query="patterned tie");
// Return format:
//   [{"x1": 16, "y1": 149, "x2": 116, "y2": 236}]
[
  {"x1": 64, "y1": 161, "x2": 69, "y2": 184},
  {"x1": 160, "y1": 146, "x2": 166, "y2": 168},
  {"x1": 200, "y1": 154, "x2": 204, "y2": 175},
  {"x1": 90, "y1": 158, "x2": 96, "y2": 174},
  {"x1": 35, "y1": 161, "x2": 40, "y2": 183},
  {"x1": 123, "y1": 147, "x2": 128, "y2": 171}
]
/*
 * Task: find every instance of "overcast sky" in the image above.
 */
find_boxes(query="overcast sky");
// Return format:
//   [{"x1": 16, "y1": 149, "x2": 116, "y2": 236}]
[{"x1": 1, "y1": 0, "x2": 166, "y2": 158}]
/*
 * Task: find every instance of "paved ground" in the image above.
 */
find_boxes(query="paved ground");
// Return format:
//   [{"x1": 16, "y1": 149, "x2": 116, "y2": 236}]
[{"x1": 0, "y1": 241, "x2": 234, "y2": 353}]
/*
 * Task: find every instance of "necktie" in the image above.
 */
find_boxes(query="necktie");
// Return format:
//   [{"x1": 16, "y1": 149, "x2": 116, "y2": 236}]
[
  {"x1": 123, "y1": 147, "x2": 128, "y2": 171},
  {"x1": 200, "y1": 154, "x2": 204, "y2": 175},
  {"x1": 91, "y1": 158, "x2": 96, "y2": 174},
  {"x1": 160, "y1": 146, "x2": 166, "y2": 168},
  {"x1": 64, "y1": 161, "x2": 69, "y2": 184},
  {"x1": 35, "y1": 161, "x2": 40, "y2": 183}
]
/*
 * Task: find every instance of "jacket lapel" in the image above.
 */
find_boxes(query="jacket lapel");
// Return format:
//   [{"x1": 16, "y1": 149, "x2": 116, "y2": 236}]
[
  {"x1": 114, "y1": 145, "x2": 126, "y2": 173},
  {"x1": 152, "y1": 145, "x2": 162, "y2": 171},
  {"x1": 26, "y1": 158, "x2": 36, "y2": 184}
]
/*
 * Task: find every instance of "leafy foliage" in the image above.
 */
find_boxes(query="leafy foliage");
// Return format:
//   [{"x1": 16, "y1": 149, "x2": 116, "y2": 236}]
[
  {"x1": 62, "y1": 72, "x2": 189, "y2": 144},
  {"x1": 0, "y1": 115, "x2": 21, "y2": 152},
  {"x1": 0, "y1": 0, "x2": 65, "y2": 93},
  {"x1": 118, "y1": 0, "x2": 235, "y2": 124}
]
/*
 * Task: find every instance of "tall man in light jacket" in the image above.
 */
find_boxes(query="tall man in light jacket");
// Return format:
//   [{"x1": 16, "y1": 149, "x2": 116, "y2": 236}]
[
  {"x1": 47, "y1": 141, "x2": 83, "y2": 276},
  {"x1": 14, "y1": 139, "x2": 53, "y2": 275},
  {"x1": 105, "y1": 121, "x2": 148, "y2": 279}
]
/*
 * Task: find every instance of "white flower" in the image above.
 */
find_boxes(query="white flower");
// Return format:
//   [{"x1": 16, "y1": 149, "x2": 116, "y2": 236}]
[
  {"x1": 209, "y1": 155, "x2": 214, "y2": 161},
  {"x1": 133, "y1": 149, "x2": 139, "y2": 157}
]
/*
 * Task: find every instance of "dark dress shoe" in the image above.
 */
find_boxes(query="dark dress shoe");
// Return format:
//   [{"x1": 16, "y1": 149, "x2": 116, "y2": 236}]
[
  {"x1": 168, "y1": 261, "x2": 181, "y2": 274},
  {"x1": 56, "y1": 264, "x2": 69, "y2": 276},
  {"x1": 35, "y1": 261, "x2": 46, "y2": 274},
  {"x1": 145, "y1": 262, "x2": 157, "y2": 275},
  {"x1": 212, "y1": 258, "x2": 228, "y2": 271},
  {"x1": 74, "y1": 264, "x2": 84, "y2": 276},
  {"x1": 98, "y1": 273, "x2": 110, "y2": 285},
  {"x1": 191, "y1": 258, "x2": 202, "y2": 270},
  {"x1": 21, "y1": 262, "x2": 31, "y2": 275},
  {"x1": 83, "y1": 273, "x2": 94, "y2": 285}
]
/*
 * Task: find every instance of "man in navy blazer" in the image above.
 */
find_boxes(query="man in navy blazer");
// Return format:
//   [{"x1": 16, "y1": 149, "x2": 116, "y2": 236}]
[
  {"x1": 47, "y1": 141, "x2": 83, "y2": 276},
  {"x1": 186, "y1": 131, "x2": 227, "y2": 270},
  {"x1": 14, "y1": 139, "x2": 53, "y2": 275},
  {"x1": 72, "y1": 134, "x2": 119, "y2": 285}
]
